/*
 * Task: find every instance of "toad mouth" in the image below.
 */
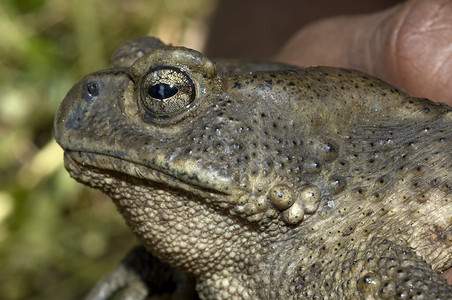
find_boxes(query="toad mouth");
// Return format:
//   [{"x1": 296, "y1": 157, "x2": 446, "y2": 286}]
[{"x1": 64, "y1": 150, "x2": 230, "y2": 197}]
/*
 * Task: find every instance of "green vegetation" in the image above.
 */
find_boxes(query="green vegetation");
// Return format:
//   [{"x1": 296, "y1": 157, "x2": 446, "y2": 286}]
[{"x1": 0, "y1": 1, "x2": 216, "y2": 299}]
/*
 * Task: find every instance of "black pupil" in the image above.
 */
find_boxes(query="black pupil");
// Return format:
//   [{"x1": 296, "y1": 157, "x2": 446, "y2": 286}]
[{"x1": 149, "y1": 83, "x2": 178, "y2": 99}]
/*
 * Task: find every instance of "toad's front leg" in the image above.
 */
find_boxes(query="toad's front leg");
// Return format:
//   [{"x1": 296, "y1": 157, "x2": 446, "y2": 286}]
[{"x1": 85, "y1": 246, "x2": 198, "y2": 300}]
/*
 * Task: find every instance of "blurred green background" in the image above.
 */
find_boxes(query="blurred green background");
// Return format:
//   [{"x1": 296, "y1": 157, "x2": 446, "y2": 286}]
[{"x1": 0, "y1": 0, "x2": 216, "y2": 299}]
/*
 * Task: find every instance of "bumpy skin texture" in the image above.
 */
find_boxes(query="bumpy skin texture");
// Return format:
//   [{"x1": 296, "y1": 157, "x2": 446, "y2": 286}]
[{"x1": 54, "y1": 37, "x2": 452, "y2": 299}]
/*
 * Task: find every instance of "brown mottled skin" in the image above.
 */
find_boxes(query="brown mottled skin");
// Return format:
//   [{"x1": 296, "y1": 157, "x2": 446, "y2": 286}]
[{"x1": 54, "y1": 37, "x2": 452, "y2": 299}]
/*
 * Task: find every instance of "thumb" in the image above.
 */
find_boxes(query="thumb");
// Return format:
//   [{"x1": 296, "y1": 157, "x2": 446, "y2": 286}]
[{"x1": 275, "y1": 0, "x2": 452, "y2": 105}]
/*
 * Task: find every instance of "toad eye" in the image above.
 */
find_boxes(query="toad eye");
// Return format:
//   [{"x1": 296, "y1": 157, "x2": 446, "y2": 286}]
[{"x1": 140, "y1": 67, "x2": 196, "y2": 119}]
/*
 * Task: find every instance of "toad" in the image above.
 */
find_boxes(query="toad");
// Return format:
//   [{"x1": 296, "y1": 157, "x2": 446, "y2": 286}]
[{"x1": 54, "y1": 37, "x2": 452, "y2": 299}]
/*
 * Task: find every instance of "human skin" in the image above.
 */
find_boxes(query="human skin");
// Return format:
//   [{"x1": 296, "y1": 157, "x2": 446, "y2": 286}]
[
  {"x1": 275, "y1": 0, "x2": 452, "y2": 106},
  {"x1": 276, "y1": 0, "x2": 452, "y2": 283}
]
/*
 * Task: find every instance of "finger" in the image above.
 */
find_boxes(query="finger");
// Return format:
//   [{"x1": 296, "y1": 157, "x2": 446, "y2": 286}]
[{"x1": 276, "y1": 0, "x2": 452, "y2": 105}]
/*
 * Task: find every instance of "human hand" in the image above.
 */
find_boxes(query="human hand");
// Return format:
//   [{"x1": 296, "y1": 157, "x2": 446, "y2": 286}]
[{"x1": 276, "y1": 0, "x2": 452, "y2": 106}]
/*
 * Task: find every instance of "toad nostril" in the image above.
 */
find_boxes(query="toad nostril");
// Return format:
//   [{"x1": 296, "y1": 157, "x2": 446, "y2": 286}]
[{"x1": 85, "y1": 82, "x2": 100, "y2": 99}]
